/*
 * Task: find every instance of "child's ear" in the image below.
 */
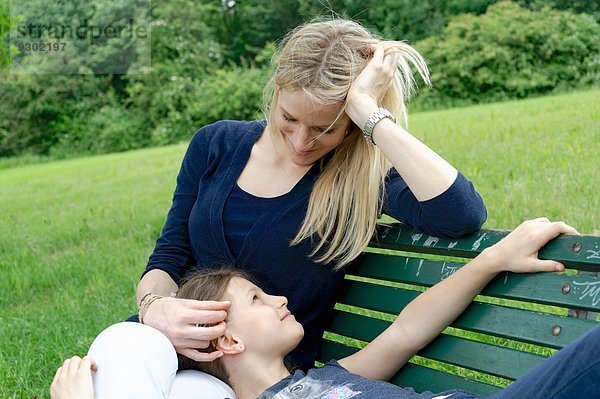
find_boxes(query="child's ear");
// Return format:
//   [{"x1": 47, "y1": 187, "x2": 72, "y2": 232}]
[{"x1": 214, "y1": 331, "x2": 245, "y2": 355}]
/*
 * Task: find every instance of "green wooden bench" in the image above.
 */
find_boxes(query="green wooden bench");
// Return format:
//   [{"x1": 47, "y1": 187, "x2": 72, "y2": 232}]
[{"x1": 319, "y1": 222, "x2": 600, "y2": 396}]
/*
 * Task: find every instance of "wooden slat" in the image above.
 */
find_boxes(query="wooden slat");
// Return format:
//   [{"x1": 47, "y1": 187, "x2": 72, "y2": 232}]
[
  {"x1": 349, "y1": 254, "x2": 600, "y2": 312},
  {"x1": 319, "y1": 340, "x2": 500, "y2": 396},
  {"x1": 337, "y1": 281, "x2": 598, "y2": 348},
  {"x1": 390, "y1": 363, "x2": 500, "y2": 397},
  {"x1": 421, "y1": 335, "x2": 545, "y2": 381},
  {"x1": 451, "y1": 302, "x2": 597, "y2": 349},
  {"x1": 371, "y1": 223, "x2": 600, "y2": 271},
  {"x1": 325, "y1": 311, "x2": 547, "y2": 380}
]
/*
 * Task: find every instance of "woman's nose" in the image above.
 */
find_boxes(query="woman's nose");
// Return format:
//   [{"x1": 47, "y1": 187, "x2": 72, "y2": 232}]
[{"x1": 289, "y1": 126, "x2": 314, "y2": 150}]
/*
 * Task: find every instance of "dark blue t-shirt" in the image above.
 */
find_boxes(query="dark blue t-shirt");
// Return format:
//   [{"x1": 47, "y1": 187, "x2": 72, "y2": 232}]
[
  {"x1": 223, "y1": 182, "x2": 289, "y2": 258},
  {"x1": 142, "y1": 120, "x2": 487, "y2": 369},
  {"x1": 260, "y1": 360, "x2": 481, "y2": 399}
]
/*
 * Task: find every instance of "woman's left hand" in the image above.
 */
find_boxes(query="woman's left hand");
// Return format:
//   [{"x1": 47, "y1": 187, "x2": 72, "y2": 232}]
[
  {"x1": 484, "y1": 218, "x2": 579, "y2": 274},
  {"x1": 50, "y1": 356, "x2": 96, "y2": 399},
  {"x1": 345, "y1": 43, "x2": 399, "y2": 128}
]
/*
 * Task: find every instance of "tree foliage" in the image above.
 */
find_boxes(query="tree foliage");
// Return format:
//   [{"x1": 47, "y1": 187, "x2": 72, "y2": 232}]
[
  {"x1": 516, "y1": 0, "x2": 600, "y2": 21},
  {"x1": 414, "y1": 2, "x2": 600, "y2": 105},
  {"x1": 0, "y1": 0, "x2": 14, "y2": 68},
  {"x1": 297, "y1": 0, "x2": 497, "y2": 42},
  {"x1": 0, "y1": 0, "x2": 598, "y2": 158},
  {"x1": 211, "y1": 0, "x2": 302, "y2": 64}
]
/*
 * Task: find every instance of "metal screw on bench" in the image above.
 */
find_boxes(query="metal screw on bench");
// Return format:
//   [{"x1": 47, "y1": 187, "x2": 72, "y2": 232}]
[
  {"x1": 561, "y1": 282, "x2": 571, "y2": 294},
  {"x1": 551, "y1": 325, "x2": 562, "y2": 336},
  {"x1": 572, "y1": 242, "x2": 582, "y2": 253}
]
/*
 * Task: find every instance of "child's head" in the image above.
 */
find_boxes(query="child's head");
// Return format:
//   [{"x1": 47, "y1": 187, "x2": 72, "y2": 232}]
[{"x1": 176, "y1": 268, "x2": 304, "y2": 385}]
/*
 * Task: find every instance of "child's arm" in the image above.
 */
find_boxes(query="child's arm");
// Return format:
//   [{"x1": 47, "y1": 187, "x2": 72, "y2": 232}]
[{"x1": 338, "y1": 218, "x2": 577, "y2": 381}]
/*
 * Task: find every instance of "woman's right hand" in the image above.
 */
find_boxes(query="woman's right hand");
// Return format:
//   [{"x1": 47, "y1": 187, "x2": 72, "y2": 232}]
[{"x1": 142, "y1": 296, "x2": 230, "y2": 362}]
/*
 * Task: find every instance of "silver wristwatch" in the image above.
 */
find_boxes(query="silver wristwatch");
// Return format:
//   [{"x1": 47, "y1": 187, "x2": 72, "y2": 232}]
[{"x1": 362, "y1": 108, "x2": 395, "y2": 145}]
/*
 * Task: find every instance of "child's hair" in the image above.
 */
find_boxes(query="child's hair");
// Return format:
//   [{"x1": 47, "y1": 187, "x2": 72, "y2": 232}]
[{"x1": 175, "y1": 267, "x2": 253, "y2": 386}]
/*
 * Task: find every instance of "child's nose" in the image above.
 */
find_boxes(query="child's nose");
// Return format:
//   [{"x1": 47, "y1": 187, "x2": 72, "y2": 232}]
[{"x1": 275, "y1": 295, "x2": 288, "y2": 308}]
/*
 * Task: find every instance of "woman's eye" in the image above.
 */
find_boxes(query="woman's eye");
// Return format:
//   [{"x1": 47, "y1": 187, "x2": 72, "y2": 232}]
[
  {"x1": 316, "y1": 127, "x2": 335, "y2": 135},
  {"x1": 283, "y1": 115, "x2": 296, "y2": 123}
]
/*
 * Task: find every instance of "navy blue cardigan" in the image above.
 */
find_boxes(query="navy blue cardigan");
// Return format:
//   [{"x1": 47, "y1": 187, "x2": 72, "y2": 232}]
[{"x1": 142, "y1": 120, "x2": 487, "y2": 368}]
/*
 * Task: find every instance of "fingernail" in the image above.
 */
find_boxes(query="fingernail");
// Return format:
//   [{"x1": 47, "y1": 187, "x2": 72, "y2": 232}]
[{"x1": 217, "y1": 352, "x2": 224, "y2": 358}]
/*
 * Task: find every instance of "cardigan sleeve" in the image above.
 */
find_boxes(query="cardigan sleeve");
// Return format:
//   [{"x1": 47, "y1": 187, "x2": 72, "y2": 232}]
[
  {"x1": 141, "y1": 127, "x2": 209, "y2": 283},
  {"x1": 382, "y1": 168, "x2": 487, "y2": 238}
]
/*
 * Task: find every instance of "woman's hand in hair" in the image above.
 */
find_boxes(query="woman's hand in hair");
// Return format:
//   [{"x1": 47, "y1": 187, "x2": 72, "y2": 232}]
[
  {"x1": 346, "y1": 43, "x2": 400, "y2": 129},
  {"x1": 50, "y1": 356, "x2": 96, "y2": 399},
  {"x1": 143, "y1": 296, "x2": 230, "y2": 362}
]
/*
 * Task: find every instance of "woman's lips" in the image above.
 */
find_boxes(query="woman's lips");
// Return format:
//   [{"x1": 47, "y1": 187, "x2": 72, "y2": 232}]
[{"x1": 288, "y1": 139, "x2": 315, "y2": 157}]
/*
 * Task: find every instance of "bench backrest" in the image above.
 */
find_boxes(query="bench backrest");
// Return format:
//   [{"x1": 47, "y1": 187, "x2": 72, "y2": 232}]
[{"x1": 319, "y1": 222, "x2": 600, "y2": 395}]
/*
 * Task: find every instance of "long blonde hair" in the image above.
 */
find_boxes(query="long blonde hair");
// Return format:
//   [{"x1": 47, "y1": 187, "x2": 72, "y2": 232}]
[{"x1": 263, "y1": 18, "x2": 430, "y2": 270}]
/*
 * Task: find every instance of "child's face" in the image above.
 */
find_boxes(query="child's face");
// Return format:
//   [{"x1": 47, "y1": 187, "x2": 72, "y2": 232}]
[{"x1": 224, "y1": 277, "x2": 304, "y2": 357}]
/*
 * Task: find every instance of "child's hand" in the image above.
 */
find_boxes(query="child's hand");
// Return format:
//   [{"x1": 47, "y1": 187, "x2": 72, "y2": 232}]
[
  {"x1": 484, "y1": 218, "x2": 579, "y2": 274},
  {"x1": 50, "y1": 356, "x2": 96, "y2": 399}
]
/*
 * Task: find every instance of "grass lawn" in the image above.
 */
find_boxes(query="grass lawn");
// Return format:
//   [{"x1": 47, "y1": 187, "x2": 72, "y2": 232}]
[{"x1": 0, "y1": 89, "x2": 598, "y2": 397}]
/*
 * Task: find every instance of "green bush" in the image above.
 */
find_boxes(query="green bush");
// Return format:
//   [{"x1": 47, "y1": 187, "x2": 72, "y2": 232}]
[
  {"x1": 51, "y1": 104, "x2": 150, "y2": 156},
  {"x1": 515, "y1": 0, "x2": 600, "y2": 22},
  {"x1": 187, "y1": 65, "x2": 270, "y2": 127},
  {"x1": 0, "y1": 0, "x2": 12, "y2": 68},
  {"x1": 149, "y1": 62, "x2": 271, "y2": 146},
  {"x1": 0, "y1": 75, "x2": 114, "y2": 157},
  {"x1": 414, "y1": 1, "x2": 600, "y2": 107}
]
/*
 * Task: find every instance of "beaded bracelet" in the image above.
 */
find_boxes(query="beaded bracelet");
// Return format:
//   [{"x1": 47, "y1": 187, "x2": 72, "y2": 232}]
[
  {"x1": 138, "y1": 294, "x2": 163, "y2": 324},
  {"x1": 138, "y1": 292, "x2": 154, "y2": 309}
]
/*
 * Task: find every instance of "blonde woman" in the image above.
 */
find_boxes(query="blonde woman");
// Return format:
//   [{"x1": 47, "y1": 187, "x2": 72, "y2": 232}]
[{"x1": 128, "y1": 18, "x2": 486, "y2": 398}]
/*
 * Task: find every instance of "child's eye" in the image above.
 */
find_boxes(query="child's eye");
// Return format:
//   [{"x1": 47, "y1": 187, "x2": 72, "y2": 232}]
[{"x1": 283, "y1": 114, "x2": 296, "y2": 123}]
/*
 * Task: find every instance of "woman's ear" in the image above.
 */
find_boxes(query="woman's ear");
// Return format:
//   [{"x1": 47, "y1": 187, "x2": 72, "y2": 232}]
[{"x1": 214, "y1": 331, "x2": 245, "y2": 355}]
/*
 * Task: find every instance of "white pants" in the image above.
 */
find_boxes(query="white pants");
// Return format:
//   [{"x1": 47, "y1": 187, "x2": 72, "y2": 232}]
[{"x1": 87, "y1": 322, "x2": 236, "y2": 399}]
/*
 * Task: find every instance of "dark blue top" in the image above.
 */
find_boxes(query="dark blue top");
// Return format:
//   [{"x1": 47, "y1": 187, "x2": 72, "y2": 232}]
[
  {"x1": 223, "y1": 182, "x2": 289, "y2": 258},
  {"x1": 260, "y1": 360, "x2": 480, "y2": 399},
  {"x1": 142, "y1": 120, "x2": 487, "y2": 369}
]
